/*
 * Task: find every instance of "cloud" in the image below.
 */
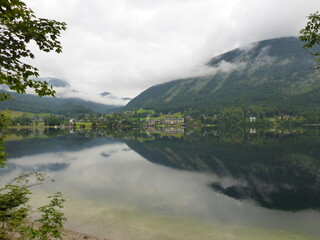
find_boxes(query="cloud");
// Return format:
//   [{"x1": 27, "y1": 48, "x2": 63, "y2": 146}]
[
  {"x1": 253, "y1": 46, "x2": 278, "y2": 68},
  {"x1": 186, "y1": 61, "x2": 247, "y2": 79},
  {"x1": 278, "y1": 58, "x2": 293, "y2": 66},
  {"x1": 24, "y1": 0, "x2": 320, "y2": 101},
  {"x1": 53, "y1": 87, "x2": 129, "y2": 105}
]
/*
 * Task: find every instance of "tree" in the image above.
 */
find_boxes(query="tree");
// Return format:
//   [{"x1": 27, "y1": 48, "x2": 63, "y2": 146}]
[
  {"x1": 0, "y1": 173, "x2": 66, "y2": 240},
  {"x1": 44, "y1": 114, "x2": 62, "y2": 126},
  {"x1": 0, "y1": 113, "x2": 10, "y2": 168},
  {"x1": 299, "y1": 11, "x2": 320, "y2": 69},
  {"x1": 13, "y1": 113, "x2": 31, "y2": 125},
  {"x1": 0, "y1": 0, "x2": 67, "y2": 100},
  {"x1": 0, "y1": 1, "x2": 67, "y2": 238}
]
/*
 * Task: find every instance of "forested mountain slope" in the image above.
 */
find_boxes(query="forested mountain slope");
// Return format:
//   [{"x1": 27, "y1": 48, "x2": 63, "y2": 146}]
[
  {"x1": 0, "y1": 91, "x2": 119, "y2": 114},
  {"x1": 126, "y1": 37, "x2": 320, "y2": 115}
]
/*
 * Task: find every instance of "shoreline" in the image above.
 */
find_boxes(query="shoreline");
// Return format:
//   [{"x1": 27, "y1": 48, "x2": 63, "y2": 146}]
[{"x1": 9, "y1": 227, "x2": 107, "y2": 240}]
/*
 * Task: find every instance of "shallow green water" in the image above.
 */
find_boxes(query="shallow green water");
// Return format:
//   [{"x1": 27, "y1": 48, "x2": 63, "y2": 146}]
[{"x1": 2, "y1": 128, "x2": 320, "y2": 239}]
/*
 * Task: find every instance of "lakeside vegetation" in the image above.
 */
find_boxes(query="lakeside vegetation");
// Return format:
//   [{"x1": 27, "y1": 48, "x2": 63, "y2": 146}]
[{"x1": 5, "y1": 108, "x2": 320, "y2": 132}]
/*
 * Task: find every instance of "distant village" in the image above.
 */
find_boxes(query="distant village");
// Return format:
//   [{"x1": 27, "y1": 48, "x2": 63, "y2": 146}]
[{"x1": 5, "y1": 108, "x2": 313, "y2": 131}]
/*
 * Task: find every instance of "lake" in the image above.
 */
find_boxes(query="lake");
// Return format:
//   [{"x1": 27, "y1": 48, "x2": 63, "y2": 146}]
[{"x1": 1, "y1": 127, "x2": 320, "y2": 240}]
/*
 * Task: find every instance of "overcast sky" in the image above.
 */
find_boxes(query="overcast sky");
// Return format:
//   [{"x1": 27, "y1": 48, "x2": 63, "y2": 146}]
[{"x1": 25, "y1": 0, "x2": 319, "y2": 101}]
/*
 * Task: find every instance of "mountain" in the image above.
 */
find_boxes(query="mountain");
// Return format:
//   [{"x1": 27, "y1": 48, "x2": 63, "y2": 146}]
[
  {"x1": 0, "y1": 77, "x2": 128, "y2": 114},
  {"x1": 0, "y1": 91, "x2": 120, "y2": 114},
  {"x1": 37, "y1": 77, "x2": 71, "y2": 88},
  {"x1": 125, "y1": 37, "x2": 320, "y2": 115},
  {"x1": 100, "y1": 92, "x2": 111, "y2": 97},
  {"x1": 121, "y1": 97, "x2": 133, "y2": 101},
  {"x1": 32, "y1": 78, "x2": 130, "y2": 106}
]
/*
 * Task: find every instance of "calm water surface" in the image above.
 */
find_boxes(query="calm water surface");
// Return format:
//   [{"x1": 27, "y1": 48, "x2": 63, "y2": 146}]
[{"x1": 1, "y1": 128, "x2": 320, "y2": 240}]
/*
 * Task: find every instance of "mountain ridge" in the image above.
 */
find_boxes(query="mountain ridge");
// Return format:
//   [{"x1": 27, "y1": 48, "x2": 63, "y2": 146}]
[
  {"x1": 0, "y1": 91, "x2": 120, "y2": 114},
  {"x1": 125, "y1": 37, "x2": 320, "y2": 115}
]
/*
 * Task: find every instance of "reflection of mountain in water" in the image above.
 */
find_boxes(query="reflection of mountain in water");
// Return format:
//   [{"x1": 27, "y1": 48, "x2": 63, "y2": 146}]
[{"x1": 125, "y1": 129, "x2": 320, "y2": 211}]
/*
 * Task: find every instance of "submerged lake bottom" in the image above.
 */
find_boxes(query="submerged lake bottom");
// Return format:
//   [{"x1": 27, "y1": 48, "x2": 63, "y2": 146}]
[{"x1": 1, "y1": 128, "x2": 320, "y2": 240}]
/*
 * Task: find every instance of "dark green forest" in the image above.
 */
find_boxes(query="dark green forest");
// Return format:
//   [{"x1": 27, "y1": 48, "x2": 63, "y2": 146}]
[{"x1": 126, "y1": 37, "x2": 320, "y2": 117}]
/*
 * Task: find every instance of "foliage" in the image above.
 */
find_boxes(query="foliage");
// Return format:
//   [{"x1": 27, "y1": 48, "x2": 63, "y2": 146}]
[
  {"x1": 35, "y1": 192, "x2": 66, "y2": 240},
  {"x1": 0, "y1": 173, "x2": 66, "y2": 240},
  {"x1": 0, "y1": 0, "x2": 66, "y2": 98},
  {"x1": 100, "y1": 112, "x2": 142, "y2": 129},
  {"x1": 75, "y1": 122, "x2": 92, "y2": 129},
  {"x1": 0, "y1": 1, "x2": 67, "y2": 239},
  {"x1": 12, "y1": 113, "x2": 32, "y2": 125},
  {"x1": 0, "y1": 112, "x2": 10, "y2": 167},
  {"x1": 299, "y1": 11, "x2": 320, "y2": 69},
  {"x1": 43, "y1": 114, "x2": 63, "y2": 126},
  {"x1": 0, "y1": 112, "x2": 11, "y2": 130}
]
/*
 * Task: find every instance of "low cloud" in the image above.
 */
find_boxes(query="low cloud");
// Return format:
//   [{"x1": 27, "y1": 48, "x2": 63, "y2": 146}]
[
  {"x1": 24, "y1": 83, "x2": 129, "y2": 106},
  {"x1": 24, "y1": 0, "x2": 319, "y2": 99},
  {"x1": 253, "y1": 46, "x2": 278, "y2": 68},
  {"x1": 169, "y1": 60, "x2": 247, "y2": 80},
  {"x1": 215, "y1": 61, "x2": 248, "y2": 74},
  {"x1": 278, "y1": 58, "x2": 292, "y2": 66},
  {"x1": 53, "y1": 87, "x2": 128, "y2": 105}
]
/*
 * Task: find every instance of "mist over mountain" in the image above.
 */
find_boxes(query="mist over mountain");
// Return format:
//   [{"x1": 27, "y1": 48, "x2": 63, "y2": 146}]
[
  {"x1": 0, "y1": 78, "x2": 123, "y2": 114},
  {"x1": 0, "y1": 91, "x2": 120, "y2": 114},
  {"x1": 31, "y1": 78, "x2": 131, "y2": 106},
  {"x1": 125, "y1": 37, "x2": 320, "y2": 115},
  {"x1": 0, "y1": 78, "x2": 130, "y2": 114},
  {"x1": 37, "y1": 77, "x2": 71, "y2": 88}
]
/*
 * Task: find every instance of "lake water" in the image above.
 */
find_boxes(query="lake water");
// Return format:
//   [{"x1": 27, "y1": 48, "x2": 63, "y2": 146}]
[{"x1": 1, "y1": 127, "x2": 320, "y2": 240}]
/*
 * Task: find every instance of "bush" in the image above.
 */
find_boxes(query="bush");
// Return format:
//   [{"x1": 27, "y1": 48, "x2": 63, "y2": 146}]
[{"x1": 0, "y1": 173, "x2": 66, "y2": 240}]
